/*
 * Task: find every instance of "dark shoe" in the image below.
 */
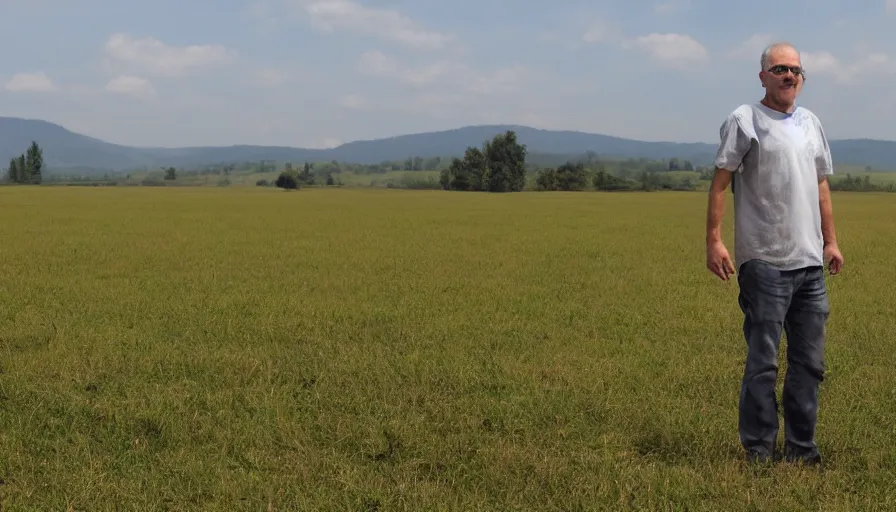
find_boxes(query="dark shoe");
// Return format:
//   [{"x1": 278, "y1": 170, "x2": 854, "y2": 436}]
[
  {"x1": 784, "y1": 446, "x2": 822, "y2": 466},
  {"x1": 745, "y1": 449, "x2": 774, "y2": 465}
]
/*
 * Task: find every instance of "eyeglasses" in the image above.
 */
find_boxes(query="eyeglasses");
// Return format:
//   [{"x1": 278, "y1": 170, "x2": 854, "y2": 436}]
[{"x1": 767, "y1": 65, "x2": 805, "y2": 78}]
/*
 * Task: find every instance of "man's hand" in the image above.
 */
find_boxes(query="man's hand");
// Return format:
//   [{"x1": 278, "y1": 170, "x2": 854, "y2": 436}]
[
  {"x1": 707, "y1": 240, "x2": 736, "y2": 280},
  {"x1": 818, "y1": 177, "x2": 842, "y2": 275},
  {"x1": 824, "y1": 241, "x2": 844, "y2": 275}
]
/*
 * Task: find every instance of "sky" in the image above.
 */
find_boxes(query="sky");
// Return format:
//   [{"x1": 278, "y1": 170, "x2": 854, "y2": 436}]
[{"x1": 3, "y1": 0, "x2": 896, "y2": 149}]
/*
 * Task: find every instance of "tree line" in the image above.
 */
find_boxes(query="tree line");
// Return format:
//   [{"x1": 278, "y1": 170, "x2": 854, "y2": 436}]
[
  {"x1": 4, "y1": 142, "x2": 43, "y2": 184},
  {"x1": 270, "y1": 162, "x2": 343, "y2": 189},
  {"x1": 828, "y1": 173, "x2": 896, "y2": 192},
  {"x1": 434, "y1": 130, "x2": 703, "y2": 192},
  {"x1": 438, "y1": 131, "x2": 528, "y2": 192},
  {"x1": 7, "y1": 138, "x2": 896, "y2": 193}
]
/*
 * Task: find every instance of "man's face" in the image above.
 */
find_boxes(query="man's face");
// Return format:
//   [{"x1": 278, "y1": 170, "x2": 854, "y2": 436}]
[{"x1": 760, "y1": 46, "x2": 804, "y2": 105}]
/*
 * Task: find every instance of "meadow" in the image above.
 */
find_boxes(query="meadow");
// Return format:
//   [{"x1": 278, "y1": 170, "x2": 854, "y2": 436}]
[{"x1": 1, "y1": 186, "x2": 895, "y2": 510}]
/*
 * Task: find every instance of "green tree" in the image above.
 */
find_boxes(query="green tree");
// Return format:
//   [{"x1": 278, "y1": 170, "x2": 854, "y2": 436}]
[
  {"x1": 439, "y1": 163, "x2": 452, "y2": 190},
  {"x1": 463, "y1": 147, "x2": 489, "y2": 191},
  {"x1": 640, "y1": 171, "x2": 666, "y2": 191},
  {"x1": 441, "y1": 130, "x2": 528, "y2": 192},
  {"x1": 535, "y1": 168, "x2": 558, "y2": 190},
  {"x1": 25, "y1": 141, "x2": 43, "y2": 184},
  {"x1": 16, "y1": 154, "x2": 27, "y2": 182},
  {"x1": 275, "y1": 170, "x2": 300, "y2": 190},
  {"x1": 7, "y1": 157, "x2": 18, "y2": 183},
  {"x1": 555, "y1": 161, "x2": 587, "y2": 191},
  {"x1": 164, "y1": 167, "x2": 177, "y2": 180},
  {"x1": 484, "y1": 130, "x2": 527, "y2": 192},
  {"x1": 444, "y1": 157, "x2": 472, "y2": 190},
  {"x1": 299, "y1": 162, "x2": 315, "y2": 185},
  {"x1": 593, "y1": 167, "x2": 633, "y2": 191}
]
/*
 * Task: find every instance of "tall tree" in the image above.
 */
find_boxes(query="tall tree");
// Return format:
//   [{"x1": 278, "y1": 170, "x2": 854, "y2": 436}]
[
  {"x1": 555, "y1": 162, "x2": 587, "y2": 191},
  {"x1": 445, "y1": 157, "x2": 471, "y2": 191},
  {"x1": 462, "y1": 146, "x2": 488, "y2": 191},
  {"x1": 484, "y1": 130, "x2": 527, "y2": 192},
  {"x1": 25, "y1": 141, "x2": 43, "y2": 184},
  {"x1": 7, "y1": 157, "x2": 18, "y2": 183},
  {"x1": 16, "y1": 154, "x2": 27, "y2": 183}
]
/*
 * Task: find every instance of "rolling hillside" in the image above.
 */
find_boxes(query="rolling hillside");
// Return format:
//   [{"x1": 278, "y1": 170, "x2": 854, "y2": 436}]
[{"x1": 2, "y1": 116, "x2": 895, "y2": 172}]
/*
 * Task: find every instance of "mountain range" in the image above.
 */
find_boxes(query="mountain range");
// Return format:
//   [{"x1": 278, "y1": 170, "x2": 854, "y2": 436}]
[{"x1": 2, "y1": 116, "x2": 895, "y2": 172}]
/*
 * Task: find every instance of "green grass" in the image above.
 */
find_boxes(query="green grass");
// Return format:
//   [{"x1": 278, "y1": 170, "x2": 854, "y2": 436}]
[{"x1": 1, "y1": 187, "x2": 895, "y2": 510}]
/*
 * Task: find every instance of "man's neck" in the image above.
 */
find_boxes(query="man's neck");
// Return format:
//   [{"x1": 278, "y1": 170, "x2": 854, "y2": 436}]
[{"x1": 761, "y1": 96, "x2": 795, "y2": 114}]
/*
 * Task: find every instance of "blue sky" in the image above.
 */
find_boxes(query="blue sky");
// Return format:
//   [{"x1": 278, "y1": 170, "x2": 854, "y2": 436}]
[{"x1": 3, "y1": 0, "x2": 896, "y2": 148}]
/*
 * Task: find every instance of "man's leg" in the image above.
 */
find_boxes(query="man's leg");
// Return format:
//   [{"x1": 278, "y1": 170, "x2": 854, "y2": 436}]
[
  {"x1": 737, "y1": 260, "x2": 793, "y2": 461},
  {"x1": 782, "y1": 266, "x2": 829, "y2": 464}
]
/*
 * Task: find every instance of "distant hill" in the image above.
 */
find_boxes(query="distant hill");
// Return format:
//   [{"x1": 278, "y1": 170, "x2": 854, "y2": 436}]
[{"x1": 2, "y1": 116, "x2": 895, "y2": 172}]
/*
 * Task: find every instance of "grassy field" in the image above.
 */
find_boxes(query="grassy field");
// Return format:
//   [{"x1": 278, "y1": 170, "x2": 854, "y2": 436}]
[{"x1": 1, "y1": 186, "x2": 895, "y2": 510}]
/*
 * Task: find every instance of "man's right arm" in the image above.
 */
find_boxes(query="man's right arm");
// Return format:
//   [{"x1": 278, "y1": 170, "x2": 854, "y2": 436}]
[
  {"x1": 706, "y1": 168, "x2": 732, "y2": 244},
  {"x1": 706, "y1": 111, "x2": 750, "y2": 280},
  {"x1": 706, "y1": 168, "x2": 735, "y2": 280}
]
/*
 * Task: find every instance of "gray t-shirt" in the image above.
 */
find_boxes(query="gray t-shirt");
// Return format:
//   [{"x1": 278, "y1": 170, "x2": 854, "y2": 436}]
[{"x1": 713, "y1": 102, "x2": 834, "y2": 271}]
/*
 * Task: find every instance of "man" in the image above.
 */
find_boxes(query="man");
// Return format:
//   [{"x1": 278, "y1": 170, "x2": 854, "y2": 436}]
[{"x1": 705, "y1": 42, "x2": 844, "y2": 465}]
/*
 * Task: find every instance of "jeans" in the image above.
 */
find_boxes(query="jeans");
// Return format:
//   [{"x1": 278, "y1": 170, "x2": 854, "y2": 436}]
[{"x1": 736, "y1": 259, "x2": 829, "y2": 460}]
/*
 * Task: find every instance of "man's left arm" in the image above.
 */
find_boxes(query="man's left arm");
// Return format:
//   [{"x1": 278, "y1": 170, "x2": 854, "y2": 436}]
[{"x1": 815, "y1": 119, "x2": 843, "y2": 274}]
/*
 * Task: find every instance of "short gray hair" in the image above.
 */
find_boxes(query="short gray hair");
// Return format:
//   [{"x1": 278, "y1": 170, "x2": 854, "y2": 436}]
[{"x1": 760, "y1": 42, "x2": 800, "y2": 71}]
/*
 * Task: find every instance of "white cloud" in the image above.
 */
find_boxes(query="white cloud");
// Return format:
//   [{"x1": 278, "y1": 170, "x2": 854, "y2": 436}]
[
  {"x1": 466, "y1": 65, "x2": 528, "y2": 95},
  {"x1": 409, "y1": 92, "x2": 471, "y2": 109},
  {"x1": 103, "y1": 33, "x2": 233, "y2": 76},
  {"x1": 356, "y1": 50, "x2": 528, "y2": 95},
  {"x1": 582, "y1": 23, "x2": 707, "y2": 70},
  {"x1": 339, "y1": 93, "x2": 367, "y2": 109},
  {"x1": 105, "y1": 75, "x2": 157, "y2": 100},
  {"x1": 301, "y1": 0, "x2": 453, "y2": 49},
  {"x1": 728, "y1": 33, "x2": 775, "y2": 63},
  {"x1": 405, "y1": 64, "x2": 451, "y2": 86},
  {"x1": 653, "y1": 0, "x2": 692, "y2": 14},
  {"x1": 723, "y1": 37, "x2": 896, "y2": 86},
  {"x1": 357, "y1": 51, "x2": 448, "y2": 85},
  {"x1": 251, "y1": 68, "x2": 287, "y2": 88},
  {"x1": 887, "y1": 0, "x2": 896, "y2": 12},
  {"x1": 802, "y1": 50, "x2": 896, "y2": 84},
  {"x1": 247, "y1": 1, "x2": 280, "y2": 31},
  {"x1": 626, "y1": 33, "x2": 709, "y2": 67},
  {"x1": 5, "y1": 72, "x2": 56, "y2": 92},
  {"x1": 582, "y1": 20, "x2": 621, "y2": 44},
  {"x1": 357, "y1": 50, "x2": 392, "y2": 75},
  {"x1": 801, "y1": 51, "x2": 840, "y2": 74}
]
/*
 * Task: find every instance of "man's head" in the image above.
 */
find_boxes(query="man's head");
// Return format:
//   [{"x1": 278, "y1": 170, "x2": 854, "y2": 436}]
[{"x1": 759, "y1": 42, "x2": 804, "y2": 112}]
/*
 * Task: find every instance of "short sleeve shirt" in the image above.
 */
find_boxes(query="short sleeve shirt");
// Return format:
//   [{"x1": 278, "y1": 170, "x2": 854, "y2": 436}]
[{"x1": 713, "y1": 102, "x2": 834, "y2": 271}]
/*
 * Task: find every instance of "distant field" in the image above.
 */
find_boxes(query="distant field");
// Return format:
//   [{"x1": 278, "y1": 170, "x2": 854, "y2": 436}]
[
  {"x1": 337, "y1": 170, "x2": 442, "y2": 187},
  {"x1": 1, "y1": 187, "x2": 894, "y2": 509},
  {"x1": 105, "y1": 169, "x2": 444, "y2": 188},
  {"x1": 831, "y1": 171, "x2": 896, "y2": 183}
]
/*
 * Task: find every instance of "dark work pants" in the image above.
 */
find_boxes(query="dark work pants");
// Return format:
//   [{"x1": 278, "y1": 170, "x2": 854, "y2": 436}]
[{"x1": 736, "y1": 259, "x2": 829, "y2": 460}]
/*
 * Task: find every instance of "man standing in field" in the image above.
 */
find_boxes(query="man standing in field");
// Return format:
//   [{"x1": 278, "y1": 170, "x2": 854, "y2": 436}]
[{"x1": 705, "y1": 42, "x2": 844, "y2": 465}]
